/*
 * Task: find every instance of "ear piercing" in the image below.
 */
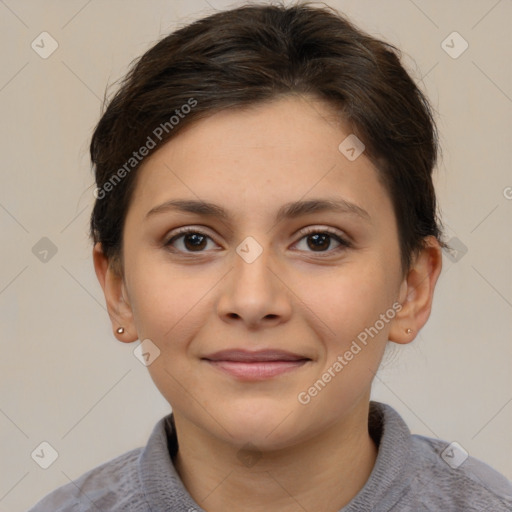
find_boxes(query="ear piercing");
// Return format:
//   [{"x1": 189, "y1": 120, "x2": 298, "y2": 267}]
[{"x1": 117, "y1": 326, "x2": 413, "y2": 335}]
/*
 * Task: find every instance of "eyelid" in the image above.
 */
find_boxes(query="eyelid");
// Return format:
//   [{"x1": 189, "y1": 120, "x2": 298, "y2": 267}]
[
  {"x1": 295, "y1": 225, "x2": 350, "y2": 242},
  {"x1": 164, "y1": 224, "x2": 352, "y2": 255},
  {"x1": 292, "y1": 226, "x2": 352, "y2": 255},
  {"x1": 163, "y1": 225, "x2": 219, "y2": 247}
]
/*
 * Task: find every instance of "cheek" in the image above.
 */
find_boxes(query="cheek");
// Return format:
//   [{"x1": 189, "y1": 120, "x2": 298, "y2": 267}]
[
  {"x1": 126, "y1": 264, "x2": 211, "y2": 405},
  {"x1": 296, "y1": 269, "x2": 394, "y2": 420},
  {"x1": 126, "y1": 254, "x2": 223, "y2": 368},
  {"x1": 126, "y1": 250, "x2": 190, "y2": 339},
  {"x1": 305, "y1": 259, "x2": 400, "y2": 395},
  {"x1": 312, "y1": 262, "x2": 394, "y2": 334},
  {"x1": 130, "y1": 276, "x2": 197, "y2": 342}
]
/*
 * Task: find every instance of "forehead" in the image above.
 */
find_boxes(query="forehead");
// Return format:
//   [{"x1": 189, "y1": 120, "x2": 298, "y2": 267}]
[
  {"x1": 158, "y1": 95, "x2": 348, "y2": 164},
  {"x1": 126, "y1": 95, "x2": 394, "y2": 226}
]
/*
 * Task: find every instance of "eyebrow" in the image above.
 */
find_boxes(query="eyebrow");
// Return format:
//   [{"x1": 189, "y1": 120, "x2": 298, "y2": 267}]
[{"x1": 145, "y1": 197, "x2": 371, "y2": 224}]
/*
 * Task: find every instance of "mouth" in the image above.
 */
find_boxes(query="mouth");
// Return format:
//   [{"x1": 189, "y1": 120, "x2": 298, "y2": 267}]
[{"x1": 201, "y1": 349, "x2": 311, "y2": 381}]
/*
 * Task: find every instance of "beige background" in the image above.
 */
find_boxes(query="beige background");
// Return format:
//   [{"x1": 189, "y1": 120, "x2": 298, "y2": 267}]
[{"x1": 1, "y1": 0, "x2": 511, "y2": 510}]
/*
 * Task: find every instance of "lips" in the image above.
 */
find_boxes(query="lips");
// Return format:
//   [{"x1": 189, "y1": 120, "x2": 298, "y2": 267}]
[
  {"x1": 203, "y1": 349, "x2": 309, "y2": 362},
  {"x1": 202, "y1": 350, "x2": 311, "y2": 380}
]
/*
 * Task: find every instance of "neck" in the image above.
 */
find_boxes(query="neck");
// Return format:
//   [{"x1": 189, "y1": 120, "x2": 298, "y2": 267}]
[{"x1": 173, "y1": 400, "x2": 378, "y2": 512}]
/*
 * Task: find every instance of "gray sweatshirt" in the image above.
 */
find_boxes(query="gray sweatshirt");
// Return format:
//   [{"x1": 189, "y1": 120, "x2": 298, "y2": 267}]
[{"x1": 27, "y1": 401, "x2": 512, "y2": 511}]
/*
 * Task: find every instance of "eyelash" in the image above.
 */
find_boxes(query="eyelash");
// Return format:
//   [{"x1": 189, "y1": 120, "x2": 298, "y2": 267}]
[{"x1": 163, "y1": 226, "x2": 352, "y2": 257}]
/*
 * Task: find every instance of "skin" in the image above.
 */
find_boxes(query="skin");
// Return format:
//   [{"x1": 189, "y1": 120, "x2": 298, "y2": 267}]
[{"x1": 94, "y1": 94, "x2": 442, "y2": 512}]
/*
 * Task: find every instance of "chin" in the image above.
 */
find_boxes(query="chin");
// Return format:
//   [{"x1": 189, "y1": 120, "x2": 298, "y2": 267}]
[{"x1": 209, "y1": 399, "x2": 311, "y2": 449}]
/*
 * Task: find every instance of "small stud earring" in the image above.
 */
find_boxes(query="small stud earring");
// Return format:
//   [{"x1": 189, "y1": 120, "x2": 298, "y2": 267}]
[
  {"x1": 405, "y1": 328, "x2": 412, "y2": 334},
  {"x1": 116, "y1": 327, "x2": 125, "y2": 334}
]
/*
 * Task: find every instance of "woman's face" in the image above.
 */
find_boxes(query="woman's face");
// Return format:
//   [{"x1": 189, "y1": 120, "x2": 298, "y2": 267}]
[{"x1": 115, "y1": 95, "x2": 411, "y2": 448}]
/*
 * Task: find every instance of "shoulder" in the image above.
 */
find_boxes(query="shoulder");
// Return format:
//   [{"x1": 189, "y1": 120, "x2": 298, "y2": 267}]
[
  {"x1": 406, "y1": 434, "x2": 512, "y2": 511},
  {"x1": 27, "y1": 447, "x2": 146, "y2": 512},
  {"x1": 366, "y1": 402, "x2": 512, "y2": 511}
]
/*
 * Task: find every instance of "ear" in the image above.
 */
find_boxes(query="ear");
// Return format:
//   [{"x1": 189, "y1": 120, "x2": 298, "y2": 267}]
[
  {"x1": 93, "y1": 242, "x2": 138, "y2": 343},
  {"x1": 388, "y1": 236, "x2": 443, "y2": 344}
]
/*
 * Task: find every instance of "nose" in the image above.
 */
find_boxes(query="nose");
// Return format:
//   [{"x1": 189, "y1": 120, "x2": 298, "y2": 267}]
[{"x1": 216, "y1": 241, "x2": 292, "y2": 330}]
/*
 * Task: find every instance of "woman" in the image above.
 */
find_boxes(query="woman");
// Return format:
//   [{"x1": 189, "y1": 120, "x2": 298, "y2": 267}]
[{"x1": 28, "y1": 2, "x2": 512, "y2": 511}]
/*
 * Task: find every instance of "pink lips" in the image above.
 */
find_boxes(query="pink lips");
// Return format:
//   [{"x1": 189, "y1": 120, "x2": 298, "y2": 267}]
[{"x1": 202, "y1": 350, "x2": 310, "y2": 381}]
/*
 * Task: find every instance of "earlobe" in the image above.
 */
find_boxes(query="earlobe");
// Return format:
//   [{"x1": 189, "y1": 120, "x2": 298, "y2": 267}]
[
  {"x1": 92, "y1": 243, "x2": 138, "y2": 343},
  {"x1": 388, "y1": 236, "x2": 443, "y2": 344}
]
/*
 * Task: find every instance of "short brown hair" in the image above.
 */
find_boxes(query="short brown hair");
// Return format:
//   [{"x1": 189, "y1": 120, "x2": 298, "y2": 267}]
[{"x1": 89, "y1": 1, "x2": 446, "y2": 276}]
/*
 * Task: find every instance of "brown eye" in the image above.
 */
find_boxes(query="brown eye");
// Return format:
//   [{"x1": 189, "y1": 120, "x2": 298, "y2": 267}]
[
  {"x1": 294, "y1": 228, "x2": 351, "y2": 255},
  {"x1": 165, "y1": 229, "x2": 215, "y2": 253},
  {"x1": 164, "y1": 226, "x2": 351, "y2": 256},
  {"x1": 306, "y1": 233, "x2": 331, "y2": 251}
]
